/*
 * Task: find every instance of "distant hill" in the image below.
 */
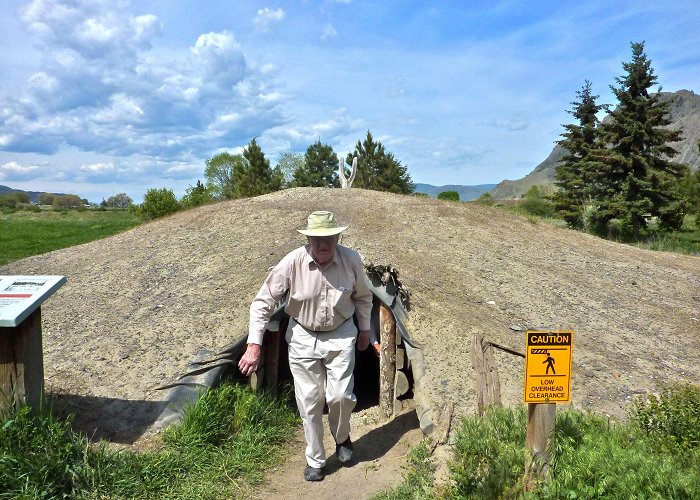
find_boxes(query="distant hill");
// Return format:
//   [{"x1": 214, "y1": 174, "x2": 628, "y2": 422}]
[
  {"x1": 490, "y1": 89, "x2": 700, "y2": 199},
  {"x1": 414, "y1": 183, "x2": 497, "y2": 200},
  {"x1": 0, "y1": 185, "x2": 74, "y2": 204}
]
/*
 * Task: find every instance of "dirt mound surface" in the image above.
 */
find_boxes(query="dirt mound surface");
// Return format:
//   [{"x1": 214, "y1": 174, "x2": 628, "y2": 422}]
[{"x1": 2, "y1": 187, "x2": 699, "y2": 487}]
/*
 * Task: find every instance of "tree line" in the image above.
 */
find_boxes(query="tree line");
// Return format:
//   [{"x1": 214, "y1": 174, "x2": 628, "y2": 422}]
[
  {"x1": 554, "y1": 41, "x2": 700, "y2": 240},
  {"x1": 0, "y1": 191, "x2": 89, "y2": 210},
  {"x1": 140, "y1": 131, "x2": 414, "y2": 219}
]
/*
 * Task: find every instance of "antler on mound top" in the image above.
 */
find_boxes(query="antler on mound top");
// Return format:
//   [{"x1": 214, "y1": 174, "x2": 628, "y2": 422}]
[{"x1": 338, "y1": 155, "x2": 357, "y2": 188}]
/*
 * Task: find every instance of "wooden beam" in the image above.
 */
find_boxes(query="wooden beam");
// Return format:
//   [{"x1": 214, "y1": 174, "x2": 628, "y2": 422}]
[
  {"x1": 0, "y1": 308, "x2": 44, "y2": 414},
  {"x1": 525, "y1": 402, "x2": 556, "y2": 489},
  {"x1": 395, "y1": 346, "x2": 405, "y2": 370},
  {"x1": 471, "y1": 334, "x2": 501, "y2": 416},
  {"x1": 379, "y1": 303, "x2": 396, "y2": 418},
  {"x1": 263, "y1": 329, "x2": 281, "y2": 395}
]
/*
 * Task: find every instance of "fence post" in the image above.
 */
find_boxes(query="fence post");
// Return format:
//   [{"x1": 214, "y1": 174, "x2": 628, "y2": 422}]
[
  {"x1": 471, "y1": 334, "x2": 501, "y2": 416},
  {"x1": 525, "y1": 402, "x2": 556, "y2": 489}
]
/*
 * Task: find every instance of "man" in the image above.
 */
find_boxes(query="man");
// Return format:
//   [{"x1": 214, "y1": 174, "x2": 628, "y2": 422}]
[{"x1": 238, "y1": 211, "x2": 373, "y2": 482}]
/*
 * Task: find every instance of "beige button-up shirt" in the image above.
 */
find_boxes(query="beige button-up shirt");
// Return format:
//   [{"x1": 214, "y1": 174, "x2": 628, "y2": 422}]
[{"x1": 248, "y1": 244, "x2": 373, "y2": 345}]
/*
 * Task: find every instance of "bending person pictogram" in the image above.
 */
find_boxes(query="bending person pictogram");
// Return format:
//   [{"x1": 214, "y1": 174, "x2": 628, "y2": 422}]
[{"x1": 543, "y1": 352, "x2": 556, "y2": 374}]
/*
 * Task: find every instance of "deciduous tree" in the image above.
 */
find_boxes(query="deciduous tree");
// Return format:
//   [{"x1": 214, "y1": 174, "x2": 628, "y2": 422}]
[
  {"x1": 180, "y1": 180, "x2": 215, "y2": 208},
  {"x1": 140, "y1": 188, "x2": 180, "y2": 219},
  {"x1": 205, "y1": 152, "x2": 242, "y2": 199},
  {"x1": 103, "y1": 193, "x2": 133, "y2": 209}
]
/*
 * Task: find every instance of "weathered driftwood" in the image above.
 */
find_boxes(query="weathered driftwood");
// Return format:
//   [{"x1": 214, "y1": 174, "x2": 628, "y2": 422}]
[
  {"x1": 428, "y1": 401, "x2": 454, "y2": 452},
  {"x1": 0, "y1": 308, "x2": 44, "y2": 414},
  {"x1": 379, "y1": 302, "x2": 396, "y2": 418},
  {"x1": 471, "y1": 333, "x2": 502, "y2": 416},
  {"x1": 338, "y1": 156, "x2": 357, "y2": 188}
]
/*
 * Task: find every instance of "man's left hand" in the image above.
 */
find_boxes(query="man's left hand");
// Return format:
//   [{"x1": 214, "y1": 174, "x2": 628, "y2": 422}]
[{"x1": 357, "y1": 330, "x2": 370, "y2": 351}]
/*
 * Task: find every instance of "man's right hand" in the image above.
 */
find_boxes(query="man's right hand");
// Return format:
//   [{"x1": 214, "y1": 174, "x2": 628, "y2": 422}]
[{"x1": 238, "y1": 343, "x2": 262, "y2": 376}]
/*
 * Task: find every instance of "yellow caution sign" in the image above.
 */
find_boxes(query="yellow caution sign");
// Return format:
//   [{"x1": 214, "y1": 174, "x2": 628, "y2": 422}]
[{"x1": 524, "y1": 330, "x2": 573, "y2": 403}]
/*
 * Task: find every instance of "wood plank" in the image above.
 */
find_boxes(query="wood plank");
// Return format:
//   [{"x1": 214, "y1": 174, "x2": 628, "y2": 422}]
[
  {"x1": 249, "y1": 347, "x2": 265, "y2": 392},
  {"x1": 395, "y1": 346, "x2": 405, "y2": 370},
  {"x1": 394, "y1": 370, "x2": 409, "y2": 398},
  {"x1": 0, "y1": 308, "x2": 44, "y2": 413},
  {"x1": 379, "y1": 303, "x2": 396, "y2": 418},
  {"x1": 263, "y1": 329, "x2": 280, "y2": 395},
  {"x1": 471, "y1": 334, "x2": 501, "y2": 416},
  {"x1": 0, "y1": 328, "x2": 17, "y2": 412}
]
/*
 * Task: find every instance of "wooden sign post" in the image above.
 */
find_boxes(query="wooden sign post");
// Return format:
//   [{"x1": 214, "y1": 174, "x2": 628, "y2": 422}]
[
  {"x1": 523, "y1": 330, "x2": 573, "y2": 488},
  {"x1": 0, "y1": 275, "x2": 66, "y2": 414}
]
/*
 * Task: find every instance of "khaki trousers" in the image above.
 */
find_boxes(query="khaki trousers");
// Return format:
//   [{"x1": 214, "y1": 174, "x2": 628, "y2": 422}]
[{"x1": 286, "y1": 319, "x2": 357, "y2": 468}]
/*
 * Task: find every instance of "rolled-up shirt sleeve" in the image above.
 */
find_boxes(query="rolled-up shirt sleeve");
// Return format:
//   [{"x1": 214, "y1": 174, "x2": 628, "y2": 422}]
[
  {"x1": 248, "y1": 256, "x2": 291, "y2": 345},
  {"x1": 352, "y1": 261, "x2": 373, "y2": 331}
]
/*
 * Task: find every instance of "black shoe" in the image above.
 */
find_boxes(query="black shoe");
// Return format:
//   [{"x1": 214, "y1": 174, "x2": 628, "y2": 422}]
[
  {"x1": 304, "y1": 465, "x2": 325, "y2": 481},
  {"x1": 336, "y1": 437, "x2": 354, "y2": 465}
]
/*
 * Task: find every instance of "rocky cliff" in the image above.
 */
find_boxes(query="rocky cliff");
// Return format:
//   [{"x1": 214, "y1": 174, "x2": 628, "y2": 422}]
[{"x1": 490, "y1": 89, "x2": 700, "y2": 199}]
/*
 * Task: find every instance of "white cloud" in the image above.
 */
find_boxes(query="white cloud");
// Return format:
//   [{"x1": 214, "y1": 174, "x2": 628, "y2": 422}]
[
  {"x1": 478, "y1": 119, "x2": 531, "y2": 132},
  {"x1": 0, "y1": 1, "x2": 287, "y2": 166},
  {"x1": 253, "y1": 8, "x2": 285, "y2": 33},
  {"x1": 321, "y1": 23, "x2": 337, "y2": 42},
  {"x1": 0, "y1": 161, "x2": 41, "y2": 181}
]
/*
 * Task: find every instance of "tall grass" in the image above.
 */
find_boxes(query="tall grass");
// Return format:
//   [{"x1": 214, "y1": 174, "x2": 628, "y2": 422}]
[
  {"x1": 377, "y1": 384, "x2": 700, "y2": 499},
  {"x1": 0, "y1": 383, "x2": 298, "y2": 499},
  {"x1": 0, "y1": 208, "x2": 142, "y2": 265}
]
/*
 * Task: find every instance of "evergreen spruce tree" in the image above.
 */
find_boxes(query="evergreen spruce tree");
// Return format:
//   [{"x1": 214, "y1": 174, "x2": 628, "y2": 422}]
[
  {"x1": 351, "y1": 131, "x2": 383, "y2": 190},
  {"x1": 555, "y1": 80, "x2": 607, "y2": 227},
  {"x1": 292, "y1": 140, "x2": 339, "y2": 187},
  {"x1": 593, "y1": 42, "x2": 689, "y2": 238},
  {"x1": 376, "y1": 152, "x2": 414, "y2": 194},
  {"x1": 233, "y1": 138, "x2": 283, "y2": 198},
  {"x1": 349, "y1": 131, "x2": 414, "y2": 194}
]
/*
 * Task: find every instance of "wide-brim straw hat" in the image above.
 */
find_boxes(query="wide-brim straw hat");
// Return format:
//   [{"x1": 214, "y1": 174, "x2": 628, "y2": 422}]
[{"x1": 297, "y1": 211, "x2": 347, "y2": 236}]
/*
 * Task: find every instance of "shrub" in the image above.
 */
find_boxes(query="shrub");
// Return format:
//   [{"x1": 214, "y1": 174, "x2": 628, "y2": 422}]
[
  {"x1": 23, "y1": 204, "x2": 42, "y2": 212},
  {"x1": 437, "y1": 191, "x2": 459, "y2": 202},
  {"x1": 519, "y1": 196, "x2": 555, "y2": 218},
  {"x1": 631, "y1": 383, "x2": 700, "y2": 454},
  {"x1": 475, "y1": 192, "x2": 495, "y2": 206},
  {"x1": 449, "y1": 406, "x2": 528, "y2": 498},
  {"x1": 139, "y1": 188, "x2": 180, "y2": 220}
]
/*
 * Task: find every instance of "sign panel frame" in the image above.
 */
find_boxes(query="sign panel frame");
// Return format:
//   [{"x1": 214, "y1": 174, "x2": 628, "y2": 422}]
[
  {"x1": 0, "y1": 275, "x2": 67, "y2": 327},
  {"x1": 524, "y1": 330, "x2": 573, "y2": 403}
]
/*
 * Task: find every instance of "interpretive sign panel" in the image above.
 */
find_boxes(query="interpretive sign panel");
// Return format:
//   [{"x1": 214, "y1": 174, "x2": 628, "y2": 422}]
[
  {"x1": 524, "y1": 330, "x2": 573, "y2": 403},
  {"x1": 0, "y1": 275, "x2": 66, "y2": 327}
]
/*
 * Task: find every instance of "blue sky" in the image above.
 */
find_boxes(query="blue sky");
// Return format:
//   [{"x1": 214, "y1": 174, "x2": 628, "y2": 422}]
[{"x1": 1, "y1": 0, "x2": 699, "y2": 203}]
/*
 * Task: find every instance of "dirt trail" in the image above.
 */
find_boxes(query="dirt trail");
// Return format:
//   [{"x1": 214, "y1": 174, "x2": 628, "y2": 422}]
[
  {"x1": 253, "y1": 406, "x2": 423, "y2": 499},
  {"x1": 1, "y1": 187, "x2": 698, "y2": 495}
]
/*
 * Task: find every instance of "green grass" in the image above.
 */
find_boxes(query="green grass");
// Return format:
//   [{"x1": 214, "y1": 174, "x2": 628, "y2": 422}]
[
  {"x1": 378, "y1": 384, "x2": 700, "y2": 499},
  {"x1": 0, "y1": 208, "x2": 142, "y2": 265},
  {"x1": 631, "y1": 215, "x2": 700, "y2": 255},
  {"x1": 0, "y1": 383, "x2": 299, "y2": 499}
]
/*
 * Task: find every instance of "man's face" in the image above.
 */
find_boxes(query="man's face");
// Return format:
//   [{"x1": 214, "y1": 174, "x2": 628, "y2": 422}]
[{"x1": 308, "y1": 235, "x2": 339, "y2": 266}]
